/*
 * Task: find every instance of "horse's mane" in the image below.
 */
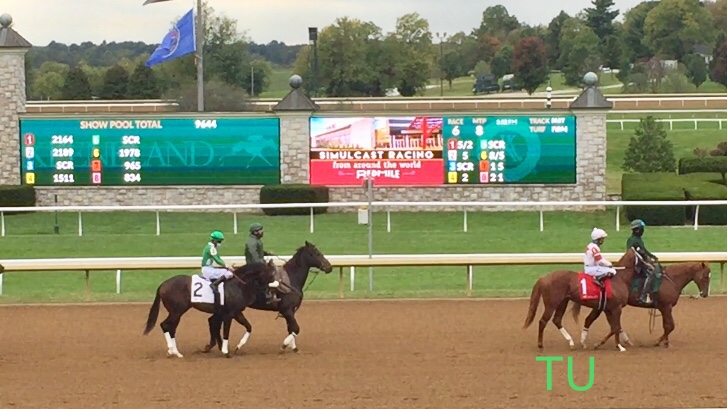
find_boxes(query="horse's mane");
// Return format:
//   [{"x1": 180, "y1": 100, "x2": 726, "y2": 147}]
[
  {"x1": 233, "y1": 262, "x2": 269, "y2": 282},
  {"x1": 283, "y1": 245, "x2": 308, "y2": 272}
]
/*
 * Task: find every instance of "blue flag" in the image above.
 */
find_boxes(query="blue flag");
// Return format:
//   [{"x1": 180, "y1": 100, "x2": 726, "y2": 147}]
[{"x1": 146, "y1": 8, "x2": 196, "y2": 67}]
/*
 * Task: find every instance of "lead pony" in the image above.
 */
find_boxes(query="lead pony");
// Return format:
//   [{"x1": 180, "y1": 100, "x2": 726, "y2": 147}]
[
  {"x1": 523, "y1": 247, "x2": 650, "y2": 352},
  {"x1": 571, "y1": 260, "x2": 711, "y2": 348},
  {"x1": 205, "y1": 240, "x2": 333, "y2": 354}
]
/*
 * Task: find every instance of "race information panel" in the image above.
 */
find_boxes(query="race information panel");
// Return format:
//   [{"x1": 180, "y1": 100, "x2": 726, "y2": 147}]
[
  {"x1": 19, "y1": 117, "x2": 281, "y2": 186},
  {"x1": 308, "y1": 115, "x2": 576, "y2": 186},
  {"x1": 443, "y1": 115, "x2": 576, "y2": 184}
]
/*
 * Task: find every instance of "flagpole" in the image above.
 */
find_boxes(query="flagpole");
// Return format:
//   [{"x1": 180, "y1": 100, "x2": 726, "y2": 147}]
[{"x1": 194, "y1": 0, "x2": 204, "y2": 111}]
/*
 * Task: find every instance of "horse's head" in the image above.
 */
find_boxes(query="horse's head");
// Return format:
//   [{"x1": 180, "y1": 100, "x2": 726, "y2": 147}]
[
  {"x1": 298, "y1": 240, "x2": 333, "y2": 273},
  {"x1": 687, "y1": 261, "x2": 711, "y2": 298}
]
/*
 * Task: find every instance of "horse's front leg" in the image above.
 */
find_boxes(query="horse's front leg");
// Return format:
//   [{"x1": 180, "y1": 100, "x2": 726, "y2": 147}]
[
  {"x1": 279, "y1": 308, "x2": 301, "y2": 354},
  {"x1": 582, "y1": 309, "x2": 601, "y2": 349},
  {"x1": 234, "y1": 311, "x2": 253, "y2": 354},
  {"x1": 655, "y1": 305, "x2": 675, "y2": 348},
  {"x1": 221, "y1": 315, "x2": 233, "y2": 358}
]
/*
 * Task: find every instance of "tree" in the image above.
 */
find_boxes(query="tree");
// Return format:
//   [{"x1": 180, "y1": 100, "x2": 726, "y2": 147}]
[
  {"x1": 61, "y1": 66, "x2": 92, "y2": 100},
  {"x1": 128, "y1": 62, "x2": 161, "y2": 99},
  {"x1": 100, "y1": 64, "x2": 129, "y2": 99},
  {"x1": 705, "y1": 0, "x2": 727, "y2": 35},
  {"x1": 491, "y1": 44, "x2": 514, "y2": 78},
  {"x1": 475, "y1": 5, "x2": 520, "y2": 39},
  {"x1": 440, "y1": 51, "x2": 468, "y2": 88},
  {"x1": 710, "y1": 40, "x2": 727, "y2": 88},
  {"x1": 389, "y1": 13, "x2": 434, "y2": 96},
  {"x1": 622, "y1": 1, "x2": 658, "y2": 61},
  {"x1": 545, "y1": 11, "x2": 571, "y2": 69},
  {"x1": 585, "y1": 0, "x2": 620, "y2": 64},
  {"x1": 622, "y1": 116, "x2": 676, "y2": 173},
  {"x1": 511, "y1": 37, "x2": 548, "y2": 94},
  {"x1": 240, "y1": 58, "x2": 272, "y2": 96},
  {"x1": 683, "y1": 53, "x2": 708, "y2": 89},
  {"x1": 558, "y1": 18, "x2": 601, "y2": 86},
  {"x1": 643, "y1": 0, "x2": 717, "y2": 60}
]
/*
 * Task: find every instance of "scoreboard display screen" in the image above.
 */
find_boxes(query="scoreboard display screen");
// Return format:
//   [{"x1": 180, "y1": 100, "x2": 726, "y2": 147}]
[
  {"x1": 442, "y1": 115, "x2": 576, "y2": 184},
  {"x1": 19, "y1": 117, "x2": 281, "y2": 186}
]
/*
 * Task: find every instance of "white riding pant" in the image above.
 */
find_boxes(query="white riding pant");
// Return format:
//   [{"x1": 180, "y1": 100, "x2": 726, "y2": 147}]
[
  {"x1": 201, "y1": 266, "x2": 232, "y2": 281},
  {"x1": 584, "y1": 266, "x2": 617, "y2": 277}
]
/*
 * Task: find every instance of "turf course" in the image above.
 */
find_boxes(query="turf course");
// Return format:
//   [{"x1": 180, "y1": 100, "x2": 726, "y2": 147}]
[
  {"x1": 0, "y1": 115, "x2": 725, "y2": 303},
  {"x1": 0, "y1": 209, "x2": 725, "y2": 303}
]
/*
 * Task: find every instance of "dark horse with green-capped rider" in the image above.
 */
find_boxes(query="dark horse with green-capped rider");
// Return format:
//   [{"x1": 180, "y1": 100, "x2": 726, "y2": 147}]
[
  {"x1": 142, "y1": 261, "x2": 277, "y2": 358},
  {"x1": 205, "y1": 240, "x2": 333, "y2": 354}
]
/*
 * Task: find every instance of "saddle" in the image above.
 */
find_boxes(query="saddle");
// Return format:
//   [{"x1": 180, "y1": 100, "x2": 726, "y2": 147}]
[{"x1": 268, "y1": 260, "x2": 292, "y2": 295}]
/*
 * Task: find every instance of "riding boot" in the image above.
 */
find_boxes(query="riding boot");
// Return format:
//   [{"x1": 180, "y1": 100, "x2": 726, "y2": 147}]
[
  {"x1": 593, "y1": 274, "x2": 605, "y2": 288},
  {"x1": 639, "y1": 275, "x2": 652, "y2": 304},
  {"x1": 210, "y1": 277, "x2": 226, "y2": 312}
]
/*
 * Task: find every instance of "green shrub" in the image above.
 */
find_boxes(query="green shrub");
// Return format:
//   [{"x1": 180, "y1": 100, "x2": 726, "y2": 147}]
[
  {"x1": 678, "y1": 156, "x2": 727, "y2": 183},
  {"x1": 259, "y1": 184, "x2": 329, "y2": 216},
  {"x1": 0, "y1": 185, "x2": 36, "y2": 214},
  {"x1": 621, "y1": 173, "x2": 686, "y2": 226}
]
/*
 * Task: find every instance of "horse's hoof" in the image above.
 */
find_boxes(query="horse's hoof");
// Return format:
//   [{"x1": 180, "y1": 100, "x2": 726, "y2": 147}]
[
  {"x1": 279, "y1": 346, "x2": 286, "y2": 354},
  {"x1": 202, "y1": 346, "x2": 212, "y2": 353},
  {"x1": 292, "y1": 347, "x2": 299, "y2": 353},
  {"x1": 224, "y1": 353, "x2": 231, "y2": 359},
  {"x1": 593, "y1": 343, "x2": 601, "y2": 350}
]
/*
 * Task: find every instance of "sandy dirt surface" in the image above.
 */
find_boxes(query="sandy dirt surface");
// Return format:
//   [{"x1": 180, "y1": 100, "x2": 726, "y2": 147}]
[{"x1": 1, "y1": 298, "x2": 726, "y2": 409}]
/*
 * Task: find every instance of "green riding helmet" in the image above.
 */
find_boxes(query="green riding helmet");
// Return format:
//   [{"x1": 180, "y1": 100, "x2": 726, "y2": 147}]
[
  {"x1": 630, "y1": 219, "x2": 645, "y2": 230},
  {"x1": 249, "y1": 223, "x2": 263, "y2": 233},
  {"x1": 210, "y1": 230, "x2": 225, "y2": 241}
]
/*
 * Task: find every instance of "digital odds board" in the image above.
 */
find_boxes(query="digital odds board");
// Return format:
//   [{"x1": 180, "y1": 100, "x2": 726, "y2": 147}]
[
  {"x1": 309, "y1": 115, "x2": 576, "y2": 186},
  {"x1": 19, "y1": 117, "x2": 281, "y2": 186}
]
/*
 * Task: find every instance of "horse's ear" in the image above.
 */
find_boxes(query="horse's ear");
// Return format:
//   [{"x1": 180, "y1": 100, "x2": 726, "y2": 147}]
[
  {"x1": 702, "y1": 261, "x2": 708, "y2": 269},
  {"x1": 305, "y1": 240, "x2": 312, "y2": 247}
]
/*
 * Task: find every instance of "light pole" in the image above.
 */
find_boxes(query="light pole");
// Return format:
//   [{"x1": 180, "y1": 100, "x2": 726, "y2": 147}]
[
  {"x1": 143, "y1": 0, "x2": 205, "y2": 112},
  {"x1": 435, "y1": 32, "x2": 447, "y2": 97},
  {"x1": 308, "y1": 27, "x2": 318, "y2": 98}
]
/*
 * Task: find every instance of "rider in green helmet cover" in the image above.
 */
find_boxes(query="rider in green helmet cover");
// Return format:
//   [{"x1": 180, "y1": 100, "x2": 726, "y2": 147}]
[
  {"x1": 201, "y1": 230, "x2": 233, "y2": 298},
  {"x1": 245, "y1": 223, "x2": 281, "y2": 302},
  {"x1": 626, "y1": 219, "x2": 661, "y2": 303}
]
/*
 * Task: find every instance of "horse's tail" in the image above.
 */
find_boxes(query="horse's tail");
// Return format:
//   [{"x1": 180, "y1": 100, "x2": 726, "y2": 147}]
[
  {"x1": 143, "y1": 284, "x2": 162, "y2": 335},
  {"x1": 570, "y1": 302, "x2": 582, "y2": 324},
  {"x1": 522, "y1": 278, "x2": 542, "y2": 329}
]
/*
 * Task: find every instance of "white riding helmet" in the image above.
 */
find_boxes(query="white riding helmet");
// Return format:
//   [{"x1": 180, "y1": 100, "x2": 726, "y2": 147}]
[{"x1": 591, "y1": 228, "x2": 608, "y2": 241}]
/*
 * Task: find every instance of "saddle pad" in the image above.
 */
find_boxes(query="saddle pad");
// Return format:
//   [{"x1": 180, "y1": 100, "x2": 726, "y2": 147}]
[
  {"x1": 578, "y1": 273, "x2": 612, "y2": 301},
  {"x1": 191, "y1": 275, "x2": 225, "y2": 305}
]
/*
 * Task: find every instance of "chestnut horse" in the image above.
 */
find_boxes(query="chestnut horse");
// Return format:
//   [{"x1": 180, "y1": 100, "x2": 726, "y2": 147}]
[
  {"x1": 571, "y1": 261, "x2": 711, "y2": 349},
  {"x1": 523, "y1": 247, "x2": 650, "y2": 352}
]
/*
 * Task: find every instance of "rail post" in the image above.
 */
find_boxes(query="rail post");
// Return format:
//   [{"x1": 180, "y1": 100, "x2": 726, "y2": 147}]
[
  {"x1": 386, "y1": 211, "x2": 391, "y2": 233},
  {"x1": 349, "y1": 266, "x2": 355, "y2": 292},
  {"x1": 233, "y1": 211, "x2": 238, "y2": 234},
  {"x1": 463, "y1": 210, "x2": 468, "y2": 232},
  {"x1": 78, "y1": 212, "x2": 83, "y2": 236},
  {"x1": 466, "y1": 265, "x2": 473, "y2": 296},
  {"x1": 1, "y1": 211, "x2": 4, "y2": 237},
  {"x1": 155, "y1": 211, "x2": 160, "y2": 236},
  {"x1": 309, "y1": 207, "x2": 315, "y2": 233},
  {"x1": 694, "y1": 205, "x2": 700, "y2": 231},
  {"x1": 338, "y1": 266, "x2": 343, "y2": 298},
  {"x1": 539, "y1": 210, "x2": 544, "y2": 232},
  {"x1": 116, "y1": 269, "x2": 122, "y2": 294}
]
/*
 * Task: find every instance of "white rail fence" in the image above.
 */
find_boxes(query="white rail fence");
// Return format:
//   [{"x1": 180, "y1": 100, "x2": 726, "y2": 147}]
[
  {"x1": 607, "y1": 117, "x2": 727, "y2": 130},
  {"x1": 1, "y1": 252, "x2": 725, "y2": 297},
  {"x1": 1, "y1": 200, "x2": 726, "y2": 238}
]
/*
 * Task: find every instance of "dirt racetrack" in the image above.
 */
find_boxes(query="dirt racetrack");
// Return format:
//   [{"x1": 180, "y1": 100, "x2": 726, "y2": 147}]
[{"x1": 1, "y1": 298, "x2": 726, "y2": 409}]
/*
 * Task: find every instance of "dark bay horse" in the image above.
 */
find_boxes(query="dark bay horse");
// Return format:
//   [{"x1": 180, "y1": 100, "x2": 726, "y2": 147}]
[
  {"x1": 571, "y1": 261, "x2": 711, "y2": 349},
  {"x1": 523, "y1": 247, "x2": 650, "y2": 352},
  {"x1": 143, "y1": 262, "x2": 275, "y2": 358},
  {"x1": 206, "y1": 240, "x2": 333, "y2": 354}
]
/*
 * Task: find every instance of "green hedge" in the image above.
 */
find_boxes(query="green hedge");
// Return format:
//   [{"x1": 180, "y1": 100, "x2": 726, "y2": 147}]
[
  {"x1": 0, "y1": 185, "x2": 36, "y2": 214},
  {"x1": 259, "y1": 184, "x2": 330, "y2": 216},
  {"x1": 678, "y1": 156, "x2": 727, "y2": 183},
  {"x1": 621, "y1": 173, "x2": 687, "y2": 226},
  {"x1": 682, "y1": 173, "x2": 727, "y2": 225}
]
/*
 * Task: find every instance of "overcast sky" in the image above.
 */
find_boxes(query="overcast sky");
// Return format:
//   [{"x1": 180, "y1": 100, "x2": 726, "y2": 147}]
[{"x1": 6, "y1": 0, "x2": 646, "y2": 46}]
